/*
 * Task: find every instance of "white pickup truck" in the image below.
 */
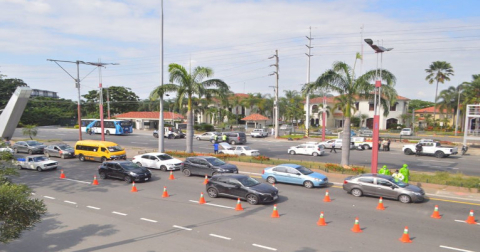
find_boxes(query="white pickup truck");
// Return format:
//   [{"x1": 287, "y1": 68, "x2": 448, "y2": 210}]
[
  {"x1": 218, "y1": 143, "x2": 260, "y2": 156},
  {"x1": 250, "y1": 129, "x2": 269, "y2": 138},
  {"x1": 402, "y1": 139, "x2": 458, "y2": 158},
  {"x1": 351, "y1": 137, "x2": 373, "y2": 150},
  {"x1": 15, "y1": 155, "x2": 59, "y2": 171}
]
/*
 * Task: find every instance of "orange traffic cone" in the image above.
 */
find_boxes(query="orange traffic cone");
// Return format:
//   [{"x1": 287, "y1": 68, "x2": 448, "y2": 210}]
[
  {"x1": 59, "y1": 170, "x2": 66, "y2": 179},
  {"x1": 399, "y1": 226, "x2": 412, "y2": 243},
  {"x1": 351, "y1": 217, "x2": 362, "y2": 233},
  {"x1": 466, "y1": 210, "x2": 477, "y2": 224},
  {"x1": 272, "y1": 183, "x2": 277, "y2": 189},
  {"x1": 92, "y1": 175, "x2": 99, "y2": 185},
  {"x1": 203, "y1": 175, "x2": 209, "y2": 185},
  {"x1": 199, "y1": 192, "x2": 206, "y2": 204},
  {"x1": 376, "y1": 197, "x2": 385, "y2": 210},
  {"x1": 271, "y1": 204, "x2": 280, "y2": 218},
  {"x1": 323, "y1": 190, "x2": 331, "y2": 202},
  {"x1": 131, "y1": 182, "x2": 138, "y2": 192},
  {"x1": 430, "y1": 205, "x2": 441, "y2": 219},
  {"x1": 235, "y1": 198, "x2": 244, "y2": 211},
  {"x1": 168, "y1": 171, "x2": 175, "y2": 180},
  {"x1": 317, "y1": 211, "x2": 327, "y2": 226},
  {"x1": 162, "y1": 186, "x2": 169, "y2": 198}
]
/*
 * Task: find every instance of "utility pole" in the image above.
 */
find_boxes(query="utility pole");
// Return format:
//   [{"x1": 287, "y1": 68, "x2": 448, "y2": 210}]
[
  {"x1": 159, "y1": 0, "x2": 165, "y2": 152},
  {"x1": 360, "y1": 25, "x2": 364, "y2": 75},
  {"x1": 305, "y1": 26, "x2": 313, "y2": 138},
  {"x1": 106, "y1": 87, "x2": 111, "y2": 119},
  {"x1": 269, "y1": 85, "x2": 276, "y2": 129},
  {"x1": 269, "y1": 50, "x2": 279, "y2": 138}
]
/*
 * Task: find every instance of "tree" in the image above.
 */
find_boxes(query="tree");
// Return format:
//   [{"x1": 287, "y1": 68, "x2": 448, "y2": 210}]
[
  {"x1": 425, "y1": 61, "x2": 454, "y2": 122},
  {"x1": 436, "y1": 86, "x2": 458, "y2": 127},
  {"x1": 408, "y1": 99, "x2": 435, "y2": 112},
  {"x1": 0, "y1": 146, "x2": 47, "y2": 243},
  {"x1": 360, "y1": 114, "x2": 369, "y2": 127},
  {"x1": 21, "y1": 97, "x2": 77, "y2": 126},
  {"x1": 151, "y1": 64, "x2": 229, "y2": 153},
  {"x1": 82, "y1": 86, "x2": 140, "y2": 116},
  {"x1": 0, "y1": 77, "x2": 28, "y2": 109},
  {"x1": 303, "y1": 60, "x2": 397, "y2": 166},
  {"x1": 22, "y1": 125, "x2": 38, "y2": 140}
]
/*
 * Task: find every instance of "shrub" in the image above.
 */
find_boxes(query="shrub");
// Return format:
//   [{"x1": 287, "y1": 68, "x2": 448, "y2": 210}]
[
  {"x1": 324, "y1": 163, "x2": 343, "y2": 172},
  {"x1": 194, "y1": 123, "x2": 215, "y2": 132},
  {"x1": 252, "y1": 155, "x2": 270, "y2": 161},
  {"x1": 74, "y1": 125, "x2": 79, "y2": 129}
]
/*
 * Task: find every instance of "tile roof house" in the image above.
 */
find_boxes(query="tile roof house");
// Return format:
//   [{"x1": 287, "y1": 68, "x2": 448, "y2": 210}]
[{"x1": 415, "y1": 106, "x2": 454, "y2": 128}]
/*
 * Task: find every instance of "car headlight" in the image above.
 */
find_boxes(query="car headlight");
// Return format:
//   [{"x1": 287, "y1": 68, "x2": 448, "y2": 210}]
[
  {"x1": 218, "y1": 169, "x2": 226, "y2": 172},
  {"x1": 413, "y1": 192, "x2": 422, "y2": 196},
  {"x1": 129, "y1": 172, "x2": 139, "y2": 176},
  {"x1": 314, "y1": 178, "x2": 322, "y2": 181}
]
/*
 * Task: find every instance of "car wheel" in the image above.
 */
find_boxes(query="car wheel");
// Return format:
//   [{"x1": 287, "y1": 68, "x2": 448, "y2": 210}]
[
  {"x1": 444, "y1": 155, "x2": 450, "y2": 157},
  {"x1": 61, "y1": 154, "x2": 66, "y2": 159},
  {"x1": 153, "y1": 133, "x2": 158, "y2": 138},
  {"x1": 211, "y1": 139, "x2": 215, "y2": 143},
  {"x1": 363, "y1": 144, "x2": 370, "y2": 150},
  {"x1": 124, "y1": 176, "x2": 133, "y2": 183},
  {"x1": 266, "y1": 176, "x2": 276, "y2": 184},
  {"x1": 36, "y1": 167, "x2": 42, "y2": 172},
  {"x1": 160, "y1": 165, "x2": 167, "y2": 172},
  {"x1": 182, "y1": 169, "x2": 191, "y2": 177},
  {"x1": 211, "y1": 172, "x2": 218, "y2": 176},
  {"x1": 45, "y1": 152, "x2": 50, "y2": 157},
  {"x1": 28, "y1": 149, "x2": 33, "y2": 155},
  {"x1": 17, "y1": 165, "x2": 22, "y2": 170},
  {"x1": 240, "y1": 153, "x2": 246, "y2": 156},
  {"x1": 99, "y1": 172, "x2": 107, "y2": 179},
  {"x1": 230, "y1": 140, "x2": 237, "y2": 145},
  {"x1": 196, "y1": 137, "x2": 201, "y2": 141},
  {"x1": 207, "y1": 188, "x2": 218, "y2": 198},
  {"x1": 312, "y1": 152, "x2": 318, "y2": 156},
  {"x1": 246, "y1": 194, "x2": 259, "y2": 205},
  {"x1": 398, "y1": 194, "x2": 411, "y2": 203},
  {"x1": 218, "y1": 151, "x2": 224, "y2": 154},
  {"x1": 100, "y1": 157, "x2": 107, "y2": 163},
  {"x1": 79, "y1": 154, "x2": 85, "y2": 162},
  {"x1": 106, "y1": 130, "x2": 110, "y2": 135},
  {"x1": 289, "y1": 150, "x2": 296, "y2": 155},
  {"x1": 136, "y1": 162, "x2": 143, "y2": 167},
  {"x1": 435, "y1": 151, "x2": 445, "y2": 158},
  {"x1": 304, "y1": 181, "x2": 314, "y2": 189},
  {"x1": 351, "y1": 188, "x2": 363, "y2": 197},
  {"x1": 404, "y1": 149, "x2": 413, "y2": 155}
]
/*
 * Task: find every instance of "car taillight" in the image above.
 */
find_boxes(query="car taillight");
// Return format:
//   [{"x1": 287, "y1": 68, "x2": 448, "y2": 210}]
[
  {"x1": 262, "y1": 169, "x2": 265, "y2": 174},
  {"x1": 59, "y1": 151, "x2": 63, "y2": 154},
  {"x1": 237, "y1": 136, "x2": 240, "y2": 140},
  {"x1": 343, "y1": 180, "x2": 348, "y2": 184}
]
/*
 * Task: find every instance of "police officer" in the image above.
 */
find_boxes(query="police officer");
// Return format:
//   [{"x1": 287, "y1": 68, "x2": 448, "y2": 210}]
[
  {"x1": 378, "y1": 165, "x2": 391, "y2": 175},
  {"x1": 222, "y1": 133, "x2": 228, "y2": 142},
  {"x1": 213, "y1": 134, "x2": 219, "y2": 143},
  {"x1": 399, "y1": 164, "x2": 410, "y2": 183}
]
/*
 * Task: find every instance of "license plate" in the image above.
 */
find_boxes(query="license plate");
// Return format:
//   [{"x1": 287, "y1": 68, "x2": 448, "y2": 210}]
[
  {"x1": 144, "y1": 178, "x2": 149, "y2": 181},
  {"x1": 273, "y1": 195, "x2": 278, "y2": 200}
]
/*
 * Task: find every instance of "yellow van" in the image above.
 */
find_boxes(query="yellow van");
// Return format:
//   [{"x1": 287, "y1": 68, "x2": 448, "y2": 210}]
[{"x1": 74, "y1": 140, "x2": 126, "y2": 162}]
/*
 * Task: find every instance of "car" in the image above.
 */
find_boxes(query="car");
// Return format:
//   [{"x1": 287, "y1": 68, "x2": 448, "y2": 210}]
[
  {"x1": 218, "y1": 143, "x2": 260, "y2": 156},
  {"x1": 287, "y1": 143, "x2": 325, "y2": 156},
  {"x1": 250, "y1": 128, "x2": 269, "y2": 138},
  {"x1": 317, "y1": 128, "x2": 333, "y2": 135},
  {"x1": 206, "y1": 174, "x2": 279, "y2": 205},
  {"x1": 98, "y1": 161, "x2": 152, "y2": 183},
  {"x1": 132, "y1": 152, "x2": 183, "y2": 171},
  {"x1": 400, "y1": 128, "x2": 413, "y2": 136},
  {"x1": 12, "y1": 140, "x2": 46, "y2": 154},
  {"x1": 221, "y1": 132, "x2": 247, "y2": 145},
  {"x1": 15, "y1": 155, "x2": 58, "y2": 171},
  {"x1": 0, "y1": 147, "x2": 14, "y2": 154},
  {"x1": 318, "y1": 139, "x2": 354, "y2": 150},
  {"x1": 181, "y1": 156, "x2": 238, "y2": 177},
  {"x1": 195, "y1": 132, "x2": 220, "y2": 142},
  {"x1": 279, "y1": 124, "x2": 293, "y2": 130},
  {"x1": 261, "y1": 164, "x2": 328, "y2": 188},
  {"x1": 402, "y1": 139, "x2": 458, "y2": 158},
  {"x1": 153, "y1": 129, "x2": 185, "y2": 139},
  {"x1": 44, "y1": 143, "x2": 75, "y2": 159},
  {"x1": 358, "y1": 130, "x2": 373, "y2": 137},
  {"x1": 342, "y1": 173, "x2": 425, "y2": 203}
]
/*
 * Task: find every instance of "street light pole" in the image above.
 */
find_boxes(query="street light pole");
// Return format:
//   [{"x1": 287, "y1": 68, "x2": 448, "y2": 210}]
[
  {"x1": 305, "y1": 27, "x2": 313, "y2": 137},
  {"x1": 322, "y1": 89, "x2": 327, "y2": 141},
  {"x1": 158, "y1": 0, "x2": 165, "y2": 152},
  {"x1": 269, "y1": 50, "x2": 279, "y2": 138},
  {"x1": 455, "y1": 84, "x2": 462, "y2": 136}
]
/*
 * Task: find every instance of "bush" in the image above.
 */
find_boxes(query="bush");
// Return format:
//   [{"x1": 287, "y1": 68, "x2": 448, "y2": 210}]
[
  {"x1": 252, "y1": 155, "x2": 270, "y2": 161},
  {"x1": 74, "y1": 125, "x2": 79, "y2": 129},
  {"x1": 194, "y1": 123, "x2": 215, "y2": 132}
]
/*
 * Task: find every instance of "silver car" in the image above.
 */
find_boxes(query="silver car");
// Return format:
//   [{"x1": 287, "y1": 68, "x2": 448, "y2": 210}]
[
  {"x1": 195, "y1": 132, "x2": 220, "y2": 142},
  {"x1": 342, "y1": 173, "x2": 425, "y2": 203},
  {"x1": 44, "y1": 144, "x2": 75, "y2": 159}
]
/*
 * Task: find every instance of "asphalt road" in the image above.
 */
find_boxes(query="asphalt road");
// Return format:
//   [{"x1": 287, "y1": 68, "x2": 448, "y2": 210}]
[
  {"x1": 12, "y1": 127, "x2": 480, "y2": 176},
  {"x1": 2, "y1": 156, "x2": 480, "y2": 252}
]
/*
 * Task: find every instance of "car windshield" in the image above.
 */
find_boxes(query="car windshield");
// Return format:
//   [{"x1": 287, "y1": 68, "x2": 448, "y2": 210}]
[
  {"x1": 242, "y1": 146, "x2": 252, "y2": 150},
  {"x1": 389, "y1": 177, "x2": 408, "y2": 188},
  {"x1": 58, "y1": 145, "x2": 73, "y2": 150},
  {"x1": 120, "y1": 162, "x2": 140, "y2": 170},
  {"x1": 156, "y1": 154, "x2": 173, "y2": 161},
  {"x1": 238, "y1": 176, "x2": 260, "y2": 187},
  {"x1": 205, "y1": 157, "x2": 226, "y2": 166},
  {"x1": 296, "y1": 166, "x2": 313, "y2": 175},
  {"x1": 26, "y1": 141, "x2": 41, "y2": 146},
  {"x1": 107, "y1": 145, "x2": 124, "y2": 152},
  {"x1": 33, "y1": 156, "x2": 49, "y2": 162}
]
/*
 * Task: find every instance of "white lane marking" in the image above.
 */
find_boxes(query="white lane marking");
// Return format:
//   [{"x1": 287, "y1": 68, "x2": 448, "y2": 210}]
[
  {"x1": 140, "y1": 218, "x2": 158, "y2": 223},
  {"x1": 252, "y1": 244, "x2": 277, "y2": 251},
  {"x1": 87, "y1": 206, "x2": 100, "y2": 210},
  {"x1": 173, "y1": 225, "x2": 192, "y2": 231},
  {"x1": 44, "y1": 196, "x2": 55, "y2": 199},
  {"x1": 210, "y1": 234, "x2": 232, "y2": 240},
  {"x1": 440, "y1": 245, "x2": 475, "y2": 252},
  {"x1": 112, "y1": 211, "x2": 127, "y2": 216},
  {"x1": 188, "y1": 200, "x2": 235, "y2": 209},
  {"x1": 455, "y1": 220, "x2": 480, "y2": 225},
  {"x1": 240, "y1": 171, "x2": 262, "y2": 176},
  {"x1": 131, "y1": 142, "x2": 149, "y2": 145},
  {"x1": 64, "y1": 200, "x2": 77, "y2": 204},
  {"x1": 429, "y1": 194, "x2": 480, "y2": 203},
  {"x1": 64, "y1": 178, "x2": 91, "y2": 184},
  {"x1": 31, "y1": 193, "x2": 35, "y2": 195}
]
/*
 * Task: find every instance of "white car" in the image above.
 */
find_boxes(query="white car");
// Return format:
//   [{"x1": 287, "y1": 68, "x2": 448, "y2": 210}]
[
  {"x1": 318, "y1": 139, "x2": 355, "y2": 150},
  {"x1": 288, "y1": 143, "x2": 325, "y2": 156},
  {"x1": 218, "y1": 143, "x2": 260, "y2": 156},
  {"x1": 400, "y1": 128, "x2": 413, "y2": 136},
  {"x1": 15, "y1": 155, "x2": 58, "y2": 171},
  {"x1": 132, "y1": 152, "x2": 183, "y2": 171},
  {"x1": 250, "y1": 129, "x2": 268, "y2": 138},
  {"x1": 0, "y1": 147, "x2": 14, "y2": 154}
]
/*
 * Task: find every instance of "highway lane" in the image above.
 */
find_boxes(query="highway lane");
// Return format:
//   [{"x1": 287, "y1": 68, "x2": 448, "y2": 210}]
[{"x1": 3, "y1": 157, "x2": 479, "y2": 252}]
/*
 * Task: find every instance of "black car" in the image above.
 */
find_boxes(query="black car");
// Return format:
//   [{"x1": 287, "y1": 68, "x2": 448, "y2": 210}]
[
  {"x1": 44, "y1": 144, "x2": 75, "y2": 159},
  {"x1": 206, "y1": 174, "x2": 279, "y2": 205},
  {"x1": 181, "y1": 156, "x2": 238, "y2": 177},
  {"x1": 12, "y1": 140, "x2": 46, "y2": 154},
  {"x1": 98, "y1": 161, "x2": 152, "y2": 183}
]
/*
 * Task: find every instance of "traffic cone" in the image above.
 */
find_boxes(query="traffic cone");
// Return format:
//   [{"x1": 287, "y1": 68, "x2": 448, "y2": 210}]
[
  {"x1": 203, "y1": 175, "x2": 209, "y2": 185},
  {"x1": 466, "y1": 210, "x2": 477, "y2": 224},
  {"x1": 92, "y1": 175, "x2": 99, "y2": 185},
  {"x1": 59, "y1": 170, "x2": 66, "y2": 179},
  {"x1": 235, "y1": 198, "x2": 244, "y2": 211},
  {"x1": 131, "y1": 182, "x2": 138, "y2": 192},
  {"x1": 351, "y1": 217, "x2": 362, "y2": 233},
  {"x1": 271, "y1": 204, "x2": 280, "y2": 218},
  {"x1": 317, "y1": 211, "x2": 327, "y2": 226},
  {"x1": 168, "y1": 171, "x2": 175, "y2": 180},
  {"x1": 430, "y1": 205, "x2": 441, "y2": 219},
  {"x1": 272, "y1": 183, "x2": 277, "y2": 189},
  {"x1": 323, "y1": 190, "x2": 331, "y2": 202},
  {"x1": 199, "y1": 192, "x2": 206, "y2": 204},
  {"x1": 376, "y1": 197, "x2": 385, "y2": 210},
  {"x1": 399, "y1": 226, "x2": 412, "y2": 243},
  {"x1": 162, "y1": 186, "x2": 169, "y2": 198}
]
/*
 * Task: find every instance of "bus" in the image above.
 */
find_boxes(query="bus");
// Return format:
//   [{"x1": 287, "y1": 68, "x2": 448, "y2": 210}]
[{"x1": 81, "y1": 119, "x2": 133, "y2": 135}]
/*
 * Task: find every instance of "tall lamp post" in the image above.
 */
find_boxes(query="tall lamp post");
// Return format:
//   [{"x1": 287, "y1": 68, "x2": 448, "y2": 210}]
[
  {"x1": 158, "y1": 0, "x2": 165, "y2": 152},
  {"x1": 364, "y1": 39, "x2": 393, "y2": 174}
]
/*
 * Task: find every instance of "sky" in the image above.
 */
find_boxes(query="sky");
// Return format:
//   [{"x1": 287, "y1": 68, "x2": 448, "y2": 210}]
[{"x1": 1, "y1": 0, "x2": 479, "y2": 103}]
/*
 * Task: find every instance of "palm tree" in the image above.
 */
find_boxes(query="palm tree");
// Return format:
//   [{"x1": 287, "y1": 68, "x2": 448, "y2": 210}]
[
  {"x1": 436, "y1": 86, "x2": 457, "y2": 127},
  {"x1": 303, "y1": 60, "x2": 396, "y2": 166},
  {"x1": 425, "y1": 61, "x2": 454, "y2": 122},
  {"x1": 151, "y1": 63, "x2": 229, "y2": 153},
  {"x1": 22, "y1": 125, "x2": 38, "y2": 140},
  {"x1": 360, "y1": 114, "x2": 369, "y2": 127}
]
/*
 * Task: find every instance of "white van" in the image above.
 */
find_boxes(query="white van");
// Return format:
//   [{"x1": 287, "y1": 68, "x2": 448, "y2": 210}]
[{"x1": 400, "y1": 128, "x2": 413, "y2": 136}]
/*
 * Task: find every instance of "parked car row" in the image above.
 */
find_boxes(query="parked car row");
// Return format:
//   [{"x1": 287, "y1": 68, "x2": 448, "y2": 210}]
[{"x1": 194, "y1": 131, "x2": 247, "y2": 145}]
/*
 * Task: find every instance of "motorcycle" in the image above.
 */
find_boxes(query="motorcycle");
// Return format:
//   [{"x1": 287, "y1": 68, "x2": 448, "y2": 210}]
[{"x1": 461, "y1": 145, "x2": 468, "y2": 155}]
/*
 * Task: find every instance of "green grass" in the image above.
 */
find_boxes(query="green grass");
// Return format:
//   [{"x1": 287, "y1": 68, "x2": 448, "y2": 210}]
[{"x1": 410, "y1": 172, "x2": 480, "y2": 189}]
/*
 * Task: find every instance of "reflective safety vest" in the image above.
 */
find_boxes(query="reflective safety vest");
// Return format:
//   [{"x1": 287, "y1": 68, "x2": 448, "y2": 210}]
[
  {"x1": 222, "y1": 134, "x2": 227, "y2": 141},
  {"x1": 399, "y1": 168, "x2": 410, "y2": 183},
  {"x1": 392, "y1": 172, "x2": 404, "y2": 181}
]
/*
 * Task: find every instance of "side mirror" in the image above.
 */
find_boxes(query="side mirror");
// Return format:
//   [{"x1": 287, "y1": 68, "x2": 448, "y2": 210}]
[
  {"x1": 296, "y1": 173, "x2": 301, "y2": 176},
  {"x1": 234, "y1": 184, "x2": 241, "y2": 189}
]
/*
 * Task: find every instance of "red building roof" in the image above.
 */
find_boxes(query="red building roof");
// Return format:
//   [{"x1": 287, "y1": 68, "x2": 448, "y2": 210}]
[
  {"x1": 115, "y1": 111, "x2": 184, "y2": 120},
  {"x1": 415, "y1": 106, "x2": 452, "y2": 113},
  {"x1": 241, "y1": 113, "x2": 269, "y2": 121}
]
